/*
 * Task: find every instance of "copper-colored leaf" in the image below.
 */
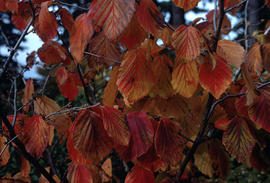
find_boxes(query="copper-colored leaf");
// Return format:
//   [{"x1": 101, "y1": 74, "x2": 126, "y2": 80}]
[
  {"x1": 155, "y1": 118, "x2": 186, "y2": 165},
  {"x1": 127, "y1": 111, "x2": 154, "y2": 159},
  {"x1": 90, "y1": 0, "x2": 135, "y2": 40},
  {"x1": 21, "y1": 79, "x2": 34, "y2": 112},
  {"x1": 87, "y1": 32, "x2": 121, "y2": 66},
  {"x1": 102, "y1": 106, "x2": 131, "y2": 146},
  {"x1": 222, "y1": 117, "x2": 255, "y2": 163},
  {"x1": 67, "y1": 161, "x2": 94, "y2": 183},
  {"x1": 261, "y1": 43, "x2": 270, "y2": 72},
  {"x1": 38, "y1": 41, "x2": 67, "y2": 65},
  {"x1": 214, "y1": 117, "x2": 231, "y2": 131},
  {"x1": 5, "y1": 0, "x2": 18, "y2": 13},
  {"x1": 55, "y1": 67, "x2": 80, "y2": 101},
  {"x1": 101, "y1": 158, "x2": 112, "y2": 182},
  {"x1": 119, "y1": 14, "x2": 147, "y2": 49},
  {"x1": 136, "y1": 0, "x2": 165, "y2": 35},
  {"x1": 246, "y1": 43, "x2": 263, "y2": 74},
  {"x1": 70, "y1": 13, "x2": 93, "y2": 62},
  {"x1": 217, "y1": 40, "x2": 244, "y2": 68},
  {"x1": 35, "y1": 1, "x2": 57, "y2": 42},
  {"x1": 172, "y1": 0, "x2": 200, "y2": 11},
  {"x1": 206, "y1": 10, "x2": 231, "y2": 35},
  {"x1": 0, "y1": 135, "x2": 10, "y2": 166},
  {"x1": 34, "y1": 95, "x2": 72, "y2": 139},
  {"x1": 171, "y1": 60, "x2": 199, "y2": 98},
  {"x1": 11, "y1": 2, "x2": 32, "y2": 30},
  {"x1": 58, "y1": 8, "x2": 74, "y2": 33},
  {"x1": 0, "y1": 0, "x2": 7, "y2": 12},
  {"x1": 117, "y1": 40, "x2": 156, "y2": 105},
  {"x1": 199, "y1": 55, "x2": 232, "y2": 99},
  {"x1": 248, "y1": 90, "x2": 270, "y2": 132},
  {"x1": 124, "y1": 166, "x2": 155, "y2": 183},
  {"x1": 71, "y1": 108, "x2": 113, "y2": 162},
  {"x1": 172, "y1": 25, "x2": 200, "y2": 60},
  {"x1": 23, "y1": 115, "x2": 54, "y2": 158}
]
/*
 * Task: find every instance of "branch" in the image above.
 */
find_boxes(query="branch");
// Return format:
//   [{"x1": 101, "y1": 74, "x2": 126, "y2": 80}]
[
  {"x1": 0, "y1": 115, "x2": 56, "y2": 183},
  {"x1": 84, "y1": 52, "x2": 122, "y2": 64},
  {"x1": 0, "y1": 26, "x2": 10, "y2": 47},
  {"x1": 225, "y1": 0, "x2": 247, "y2": 13},
  {"x1": 213, "y1": 0, "x2": 225, "y2": 51},
  {"x1": 12, "y1": 78, "x2": 17, "y2": 127},
  {"x1": 55, "y1": 0, "x2": 89, "y2": 11},
  {"x1": 0, "y1": 133, "x2": 21, "y2": 157},
  {"x1": 77, "y1": 64, "x2": 92, "y2": 105},
  {"x1": 0, "y1": 17, "x2": 34, "y2": 80}
]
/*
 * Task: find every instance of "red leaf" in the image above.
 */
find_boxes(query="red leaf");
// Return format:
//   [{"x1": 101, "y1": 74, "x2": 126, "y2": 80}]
[
  {"x1": 172, "y1": 25, "x2": 200, "y2": 60},
  {"x1": 34, "y1": 1, "x2": 58, "y2": 42},
  {"x1": 199, "y1": 55, "x2": 232, "y2": 99},
  {"x1": 11, "y1": 2, "x2": 32, "y2": 30},
  {"x1": 5, "y1": 0, "x2": 18, "y2": 13},
  {"x1": 59, "y1": 8, "x2": 74, "y2": 33},
  {"x1": 21, "y1": 79, "x2": 34, "y2": 112},
  {"x1": 171, "y1": 60, "x2": 199, "y2": 98},
  {"x1": 124, "y1": 166, "x2": 155, "y2": 183},
  {"x1": 214, "y1": 117, "x2": 231, "y2": 131},
  {"x1": 248, "y1": 90, "x2": 270, "y2": 132},
  {"x1": 117, "y1": 40, "x2": 156, "y2": 105},
  {"x1": 155, "y1": 118, "x2": 186, "y2": 165},
  {"x1": 89, "y1": 0, "x2": 135, "y2": 40},
  {"x1": 55, "y1": 67, "x2": 80, "y2": 101},
  {"x1": 0, "y1": 0, "x2": 8, "y2": 12},
  {"x1": 70, "y1": 13, "x2": 93, "y2": 62},
  {"x1": 172, "y1": 0, "x2": 200, "y2": 11},
  {"x1": 127, "y1": 112, "x2": 154, "y2": 159},
  {"x1": 246, "y1": 43, "x2": 263, "y2": 74},
  {"x1": 137, "y1": 0, "x2": 165, "y2": 35},
  {"x1": 222, "y1": 117, "x2": 255, "y2": 163},
  {"x1": 102, "y1": 106, "x2": 131, "y2": 146},
  {"x1": 71, "y1": 108, "x2": 113, "y2": 163},
  {"x1": 38, "y1": 41, "x2": 67, "y2": 65},
  {"x1": 23, "y1": 115, "x2": 54, "y2": 158},
  {"x1": 67, "y1": 161, "x2": 94, "y2": 183}
]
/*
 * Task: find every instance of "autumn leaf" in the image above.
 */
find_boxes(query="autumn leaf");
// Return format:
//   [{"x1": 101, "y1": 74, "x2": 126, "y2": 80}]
[
  {"x1": 214, "y1": 117, "x2": 231, "y2": 131},
  {"x1": 136, "y1": 0, "x2": 165, "y2": 35},
  {"x1": 101, "y1": 158, "x2": 112, "y2": 182},
  {"x1": 172, "y1": 0, "x2": 200, "y2": 11},
  {"x1": 0, "y1": 135, "x2": 10, "y2": 166},
  {"x1": 127, "y1": 112, "x2": 154, "y2": 159},
  {"x1": 117, "y1": 40, "x2": 156, "y2": 105},
  {"x1": 124, "y1": 166, "x2": 155, "y2": 183},
  {"x1": 71, "y1": 108, "x2": 113, "y2": 163},
  {"x1": 199, "y1": 54, "x2": 232, "y2": 99},
  {"x1": 222, "y1": 117, "x2": 255, "y2": 163},
  {"x1": 58, "y1": 7, "x2": 74, "y2": 33},
  {"x1": 5, "y1": 0, "x2": 18, "y2": 13},
  {"x1": 11, "y1": 2, "x2": 32, "y2": 30},
  {"x1": 172, "y1": 25, "x2": 200, "y2": 60},
  {"x1": 261, "y1": 43, "x2": 270, "y2": 72},
  {"x1": 102, "y1": 106, "x2": 131, "y2": 146},
  {"x1": 23, "y1": 115, "x2": 54, "y2": 158},
  {"x1": 217, "y1": 40, "x2": 244, "y2": 68},
  {"x1": 70, "y1": 13, "x2": 93, "y2": 62},
  {"x1": 67, "y1": 161, "x2": 94, "y2": 183},
  {"x1": 0, "y1": 0, "x2": 7, "y2": 12},
  {"x1": 21, "y1": 79, "x2": 34, "y2": 112},
  {"x1": 34, "y1": 1, "x2": 57, "y2": 42},
  {"x1": 89, "y1": 0, "x2": 135, "y2": 40},
  {"x1": 246, "y1": 43, "x2": 263, "y2": 74},
  {"x1": 171, "y1": 59, "x2": 199, "y2": 98},
  {"x1": 155, "y1": 118, "x2": 186, "y2": 165}
]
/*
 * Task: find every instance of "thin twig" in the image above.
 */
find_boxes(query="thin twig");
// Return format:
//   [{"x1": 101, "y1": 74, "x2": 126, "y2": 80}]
[
  {"x1": 225, "y1": 0, "x2": 247, "y2": 13},
  {"x1": 244, "y1": 0, "x2": 250, "y2": 53},
  {"x1": 84, "y1": 52, "x2": 122, "y2": 64},
  {"x1": 213, "y1": 0, "x2": 218, "y2": 31},
  {"x1": 178, "y1": 132, "x2": 195, "y2": 143},
  {"x1": 55, "y1": 0, "x2": 89, "y2": 11},
  {"x1": 42, "y1": 75, "x2": 50, "y2": 95},
  {"x1": 77, "y1": 64, "x2": 92, "y2": 105},
  {"x1": 45, "y1": 148, "x2": 57, "y2": 176},
  {"x1": 0, "y1": 133, "x2": 21, "y2": 157},
  {"x1": 213, "y1": 0, "x2": 225, "y2": 51},
  {"x1": 0, "y1": 26, "x2": 10, "y2": 47},
  {"x1": 0, "y1": 17, "x2": 34, "y2": 79},
  {"x1": 12, "y1": 78, "x2": 17, "y2": 127}
]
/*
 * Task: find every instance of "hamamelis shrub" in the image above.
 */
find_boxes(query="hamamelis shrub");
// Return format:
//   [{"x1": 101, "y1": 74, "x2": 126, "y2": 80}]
[{"x1": 1, "y1": 0, "x2": 270, "y2": 182}]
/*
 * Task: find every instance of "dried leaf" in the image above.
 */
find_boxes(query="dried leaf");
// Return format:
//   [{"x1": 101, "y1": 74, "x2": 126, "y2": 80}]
[
  {"x1": 21, "y1": 79, "x2": 34, "y2": 112},
  {"x1": 172, "y1": 0, "x2": 200, "y2": 11},
  {"x1": 101, "y1": 158, "x2": 112, "y2": 182},
  {"x1": 246, "y1": 43, "x2": 263, "y2": 74},
  {"x1": 0, "y1": 135, "x2": 10, "y2": 166}
]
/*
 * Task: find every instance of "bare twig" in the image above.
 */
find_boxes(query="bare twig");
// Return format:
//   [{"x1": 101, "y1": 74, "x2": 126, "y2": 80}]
[
  {"x1": 77, "y1": 64, "x2": 92, "y2": 105},
  {"x1": 244, "y1": 0, "x2": 250, "y2": 53},
  {"x1": 0, "y1": 26, "x2": 10, "y2": 47},
  {"x1": 225, "y1": 0, "x2": 247, "y2": 13},
  {"x1": 0, "y1": 17, "x2": 34, "y2": 79},
  {"x1": 42, "y1": 75, "x2": 50, "y2": 95},
  {"x1": 213, "y1": 0, "x2": 225, "y2": 51},
  {"x1": 0, "y1": 133, "x2": 21, "y2": 157},
  {"x1": 55, "y1": 0, "x2": 89, "y2": 11},
  {"x1": 45, "y1": 148, "x2": 57, "y2": 176},
  {"x1": 213, "y1": 0, "x2": 218, "y2": 31},
  {"x1": 84, "y1": 52, "x2": 122, "y2": 64},
  {"x1": 178, "y1": 132, "x2": 195, "y2": 143},
  {"x1": 12, "y1": 78, "x2": 17, "y2": 127}
]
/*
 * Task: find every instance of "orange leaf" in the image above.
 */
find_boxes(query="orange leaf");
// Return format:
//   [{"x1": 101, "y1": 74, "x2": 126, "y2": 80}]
[
  {"x1": 117, "y1": 40, "x2": 156, "y2": 105},
  {"x1": 214, "y1": 117, "x2": 231, "y2": 131},
  {"x1": 21, "y1": 79, "x2": 34, "y2": 112},
  {"x1": 23, "y1": 115, "x2": 54, "y2": 158},
  {"x1": 248, "y1": 90, "x2": 270, "y2": 132},
  {"x1": 70, "y1": 13, "x2": 93, "y2": 62},
  {"x1": 58, "y1": 8, "x2": 74, "y2": 33},
  {"x1": 136, "y1": 0, "x2": 165, "y2": 35},
  {"x1": 124, "y1": 166, "x2": 155, "y2": 183},
  {"x1": 102, "y1": 106, "x2": 131, "y2": 146},
  {"x1": 172, "y1": 0, "x2": 200, "y2": 11},
  {"x1": 119, "y1": 13, "x2": 147, "y2": 50},
  {"x1": 67, "y1": 161, "x2": 94, "y2": 183},
  {"x1": 0, "y1": 135, "x2": 10, "y2": 166},
  {"x1": 87, "y1": 32, "x2": 121, "y2": 66},
  {"x1": 246, "y1": 43, "x2": 263, "y2": 74},
  {"x1": 171, "y1": 60, "x2": 199, "y2": 98},
  {"x1": 206, "y1": 10, "x2": 231, "y2": 35},
  {"x1": 71, "y1": 108, "x2": 113, "y2": 163},
  {"x1": 199, "y1": 55, "x2": 232, "y2": 99},
  {"x1": 55, "y1": 67, "x2": 80, "y2": 101},
  {"x1": 155, "y1": 118, "x2": 186, "y2": 165},
  {"x1": 217, "y1": 40, "x2": 244, "y2": 68},
  {"x1": 172, "y1": 25, "x2": 200, "y2": 60},
  {"x1": 35, "y1": 1, "x2": 58, "y2": 42},
  {"x1": 89, "y1": 0, "x2": 135, "y2": 40},
  {"x1": 34, "y1": 96, "x2": 72, "y2": 139},
  {"x1": 38, "y1": 41, "x2": 67, "y2": 65},
  {"x1": 102, "y1": 66, "x2": 119, "y2": 106},
  {"x1": 127, "y1": 112, "x2": 154, "y2": 159},
  {"x1": 101, "y1": 158, "x2": 112, "y2": 182},
  {"x1": 222, "y1": 117, "x2": 255, "y2": 163}
]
